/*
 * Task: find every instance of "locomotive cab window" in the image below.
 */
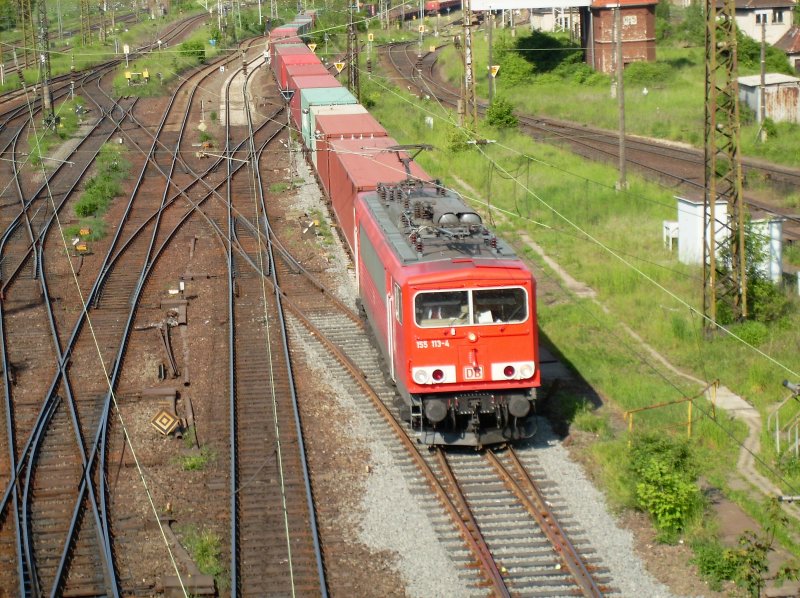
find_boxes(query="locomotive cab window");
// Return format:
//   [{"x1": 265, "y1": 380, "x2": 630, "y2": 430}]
[
  {"x1": 473, "y1": 288, "x2": 527, "y2": 324},
  {"x1": 415, "y1": 291, "x2": 469, "y2": 327},
  {"x1": 415, "y1": 287, "x2": 527, "y2": 328}
]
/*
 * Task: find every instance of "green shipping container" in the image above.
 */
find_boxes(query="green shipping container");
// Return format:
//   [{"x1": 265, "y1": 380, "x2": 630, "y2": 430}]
[{"x1": 300, "y1": 87, "x2": 358, "y2": 148}]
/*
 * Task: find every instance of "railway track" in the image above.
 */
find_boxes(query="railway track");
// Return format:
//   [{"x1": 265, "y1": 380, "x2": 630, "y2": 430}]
[
  {"x1": 0, "y1": 14, "x2": 252, "y2": 593},
  {"x1": 383, "y1": 40, "x2": 800, "y2": 243}
]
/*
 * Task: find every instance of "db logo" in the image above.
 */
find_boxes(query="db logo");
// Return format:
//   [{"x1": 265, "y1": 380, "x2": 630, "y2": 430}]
[{"x1": 464, "y1": 366, "x2": 484, "y2": 380}]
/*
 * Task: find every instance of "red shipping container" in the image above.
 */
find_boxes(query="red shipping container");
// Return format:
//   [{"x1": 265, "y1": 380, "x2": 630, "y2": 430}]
[
  {"x1": 285, "y1": 63, "x2": 329, "y2": 82},
  {"x1": 313, "y1": 112, "x2": 388, "y2": 169},
  {"x1": 287, "y1": 75, "x2": 341, "y2": 126},
  {"x1": 324, "y1": 137, "x2": 428, "y2": 253},
  {"x1": 275, "y1": 50, "x2": 318, "y2": 89}
]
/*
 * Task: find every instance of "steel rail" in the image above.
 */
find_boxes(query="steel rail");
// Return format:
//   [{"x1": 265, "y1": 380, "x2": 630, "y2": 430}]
[
  {"x1": 486, "y1": 448, "x2": 605, "y2": 597},
  {"x1": 244, "y1": 61, "x2": 328, "y2": 597}
]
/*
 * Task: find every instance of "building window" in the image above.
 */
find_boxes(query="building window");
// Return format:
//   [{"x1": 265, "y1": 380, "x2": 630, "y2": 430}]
[
  {"x1": 772, "y1": 10, "x2": 783, "y2": 23},
  {"x1": 755, "y1": 12, "x2": 767, "y2": 24}
]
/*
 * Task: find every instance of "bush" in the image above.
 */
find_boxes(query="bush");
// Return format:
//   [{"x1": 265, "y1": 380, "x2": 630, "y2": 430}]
[
  {"x1": 179, "y1": 40, "x2": 206, "y2": 64},
  {"x1": 446, "y1": 126, "x2": 472, "y2": 153},
  {"x1": 486, "y1": 97, "x2": 518, "y2": 129},
  {"x1": 624, "y1": 61, "x2": 674, "y2": 86},
  {"x1": 630, "y1": 435, "x2": 702, "y2": 540},
  {"x1": 692, "y1": 539, "x2": 738, "y2": 591}
]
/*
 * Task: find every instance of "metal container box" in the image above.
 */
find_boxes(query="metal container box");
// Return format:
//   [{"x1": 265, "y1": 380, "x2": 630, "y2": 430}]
[
  {"x1": 324, "y1": 137, "x2": 428, "y2": 251},
  {"x1": 275, "y1": 48, "x2": 318, "y2": 89},
  {"x1": 288, "y1": 75, "x2": 341, "y2": 128},
  {"x1": 299, "y1": 87, "x2": 359, "y2": 147},
  {"x1": 312, "y1": 112, "x2": 387, "y2": 167}
]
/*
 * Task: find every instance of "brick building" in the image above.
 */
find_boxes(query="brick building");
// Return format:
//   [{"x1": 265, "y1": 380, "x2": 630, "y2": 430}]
[{"x1": 580, "y1": 0, "x2": 658, "y2": 74}]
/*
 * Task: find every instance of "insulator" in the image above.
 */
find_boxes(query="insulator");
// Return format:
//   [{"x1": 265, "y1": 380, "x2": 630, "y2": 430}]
[
  {"x1": 416, "y1": 239, "x2": 423, "y2": 253},
  {"x1": 410, "y1": 232, "x2": 417, "y2": 244},
  {"x1": 367, "y1": 58, "x2": 372, "y2": 73},
  {"x1": 491, "y1": 237, "x2": 498, "y2": 249},
  {"x1": 378, "y1": 184, "x2": 386, "y2": 201},
  {"x1": 413, "y1": 202, "x2": 423, "y2": 219}
]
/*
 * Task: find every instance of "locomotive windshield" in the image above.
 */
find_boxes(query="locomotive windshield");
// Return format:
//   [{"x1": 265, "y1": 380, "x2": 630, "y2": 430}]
[{"x1": 415, "y1": 287, "x2": 527, "y2": 328}]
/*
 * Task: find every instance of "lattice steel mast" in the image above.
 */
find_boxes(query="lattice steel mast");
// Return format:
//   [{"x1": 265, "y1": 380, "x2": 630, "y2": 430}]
[{"x1": 703, "y1": 0, "x2": 747, "y2": 331}]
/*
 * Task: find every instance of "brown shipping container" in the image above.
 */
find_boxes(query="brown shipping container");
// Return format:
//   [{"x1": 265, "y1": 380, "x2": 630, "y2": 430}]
[
  {"x1": 288, "y1": 75, "x2": 341, "y2": 125},
  {"x1": 325, "y1": 137, "x2": 428, "y2": 253},
  {"x1": 285, "y1": 63, "x2": 330, "y2": 88},
  {"x1": 313, "y1": 112, "x2": 388, "y2": 169}
]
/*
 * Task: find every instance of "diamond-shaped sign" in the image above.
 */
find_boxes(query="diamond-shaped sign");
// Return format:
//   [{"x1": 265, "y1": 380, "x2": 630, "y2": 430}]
[
  {"x1": 334, "y1": 62, "x2": 345, "y2": 73},
  {"x1": 151, "y1": 409, "x2": 180, "y2": 435}
]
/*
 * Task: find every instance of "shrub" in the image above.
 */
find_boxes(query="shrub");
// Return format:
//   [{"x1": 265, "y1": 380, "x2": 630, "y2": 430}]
[
  {"x1": 446, "y1": 126, "x2": 472, "y2": 153},
  {"x1": 630, "y1": 434, "x2": 701, "y2": 540},
  {"x1": 486, "y1": 97, "x2": 518, "y2": 129},
  {"x1": 730, "y1": 319, "x2": 769, "y2": 346},
  {"x1": 179, "y1": 40, "x2": 206, "y2": 63},
  {"x1": 691, "y1": 539, "x2": 738, "y2": 591},
  {"x1": 624, "y1": 61, "x2": 674, "y2": 86}
]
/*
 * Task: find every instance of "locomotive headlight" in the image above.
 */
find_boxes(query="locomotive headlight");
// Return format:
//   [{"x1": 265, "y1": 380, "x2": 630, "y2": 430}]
[
  {"x1": 468, "y1": 332, "x2": 477, "y2": 342},
  {"x1": 413, "y1": 369, "x2": 429, "y2": 384},
  {"x1": 503, "y1": 365, "x2": 516, "y2": 379},
  {"x1": 520, "y1": 364, "x2": 534, "y2": 379}
]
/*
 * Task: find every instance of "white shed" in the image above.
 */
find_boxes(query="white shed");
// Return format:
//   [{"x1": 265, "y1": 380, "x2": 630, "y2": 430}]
[{"x1": 675, "y1": 196, "x2": 728, "y2": 266}]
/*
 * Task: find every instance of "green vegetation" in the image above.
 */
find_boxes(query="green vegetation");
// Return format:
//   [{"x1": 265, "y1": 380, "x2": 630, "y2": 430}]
[
  {"x1": 485, "y1": 96, "x2": 518, "y2": 129},
  {"x1": 364, "y1": 37, "x2": 800, "y2": 569},
  {"x1": 73, "y1": 143, "x2": 130, "y2": 221},
  {"x1": 178, "y1": 526, "x2": 227, "y2": 583},
  {"x1": 434, "y1": 16, "x2": 800, "y2": 167},
  {"x1": 179, "y1": 447, "x2": 215, "y2": 471},
  {"x1": 25, "y1": 96, "x2": 86, "y2": 167},
  {"x1": 111, "y1": 24, "x2": 221, "y2": 97}
]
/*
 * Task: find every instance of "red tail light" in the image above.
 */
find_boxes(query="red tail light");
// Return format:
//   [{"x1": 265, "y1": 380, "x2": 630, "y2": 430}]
[
  {"x1": 503, "y1": 365, "x2": 516, "y2": 378},
  {"x1": 432, "y1": 369, "x2": 445, "y2": 382}
]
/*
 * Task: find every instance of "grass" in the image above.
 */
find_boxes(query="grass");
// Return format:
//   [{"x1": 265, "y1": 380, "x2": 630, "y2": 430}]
[
  {"x1": 72, "y1": 143, "x2": 130, "y2": 222},
  {"x1": 177, "y1": 525, "x2": 227, "y2": 584},
  {"x1": 178, "y1": 447, "x2": 215, "y2": 471},
  {"x1": 366, "y1": 60, "x2": 800, "y2": 549},
  {"x1": 1, "y1": 6, "x2": 208, "y2": 95},
  {"x1": 24, "y1": 96, "x2": 86, "y2": 167},
  {"x1": 432, "y1": 27, "x2": 800, "y2": 168},
  {"x1": 111, "y1": 24, "x2": 222, "y2": 97}
]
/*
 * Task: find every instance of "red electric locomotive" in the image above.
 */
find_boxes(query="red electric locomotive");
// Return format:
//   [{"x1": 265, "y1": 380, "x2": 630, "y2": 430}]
[{"x1": 323, "y1": 142, "x2": 540, "y2": 446}]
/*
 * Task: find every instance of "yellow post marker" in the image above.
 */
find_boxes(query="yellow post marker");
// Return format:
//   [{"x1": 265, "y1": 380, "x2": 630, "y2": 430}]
[
  {"x1": 79, "y1": 228, "x2": 92, "y2": 237},
  {"x1": 368, "y1": 33, "x2": 374, "y2": 42}
]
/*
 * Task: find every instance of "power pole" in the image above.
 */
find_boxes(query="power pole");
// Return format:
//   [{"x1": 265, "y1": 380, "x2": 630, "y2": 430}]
[
  {"x1": 347, "y1": 2, "x2": 360, "y2": 101},
  {"x1": 37, "y1": 0, "x2": 54, "y2": 125},
  {"x1": 462, "y1": 0, "x2": 477, "y2": 128},
  {"x1": 759, "y1": 19, "x2": 767, "y2": 142},
  {"x1": 615, "y1": 6, "x2": 627, "y2": 190},
  {"x1": 703, "y1": 0, "x2": 747, "y2": 332},
  {"x1": 80, "y1": 0, "x2": 91, "y2": 45},
  {"x1": 487, "y1": 10, "x2": 494, "y2": 105}
]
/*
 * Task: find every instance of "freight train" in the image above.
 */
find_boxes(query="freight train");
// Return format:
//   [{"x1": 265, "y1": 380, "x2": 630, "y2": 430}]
[{"x1": 267, "y1": 16, "x2": 540, "y2": 446}]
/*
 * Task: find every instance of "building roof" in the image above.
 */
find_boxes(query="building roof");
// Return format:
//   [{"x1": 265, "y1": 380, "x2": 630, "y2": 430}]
[
  {"x1": 592, "y1": 0, "x2": 657, "y2": 7},
  {"x1": 738, "y1": 73, "x2": 800, "y2": 86},
  {"x1": 775, "y1": 26, "x2": 800, "y2": 54},
  {"x1": 716, "y1": 0, "x2": 796, "y2": 8}
]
